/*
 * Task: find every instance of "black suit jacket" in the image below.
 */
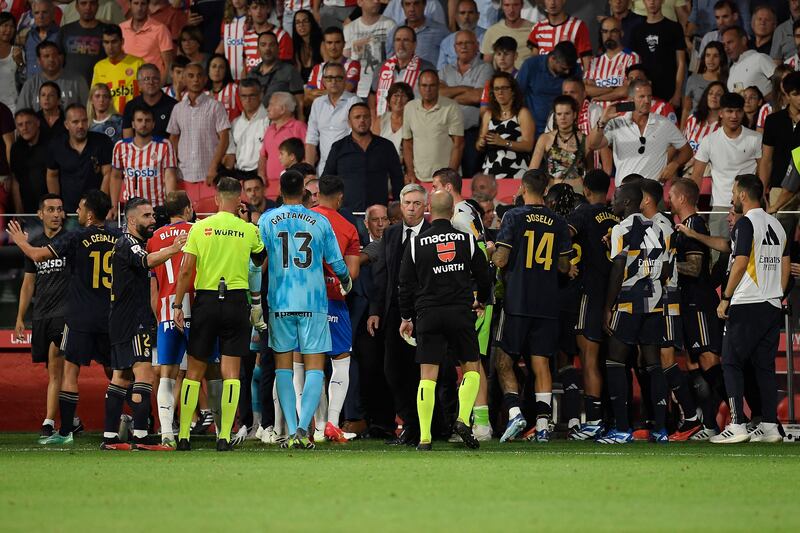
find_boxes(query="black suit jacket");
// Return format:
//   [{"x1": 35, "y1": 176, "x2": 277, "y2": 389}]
[{"x1": 369, "y1": 220, "x2": 430, "y2": 319}]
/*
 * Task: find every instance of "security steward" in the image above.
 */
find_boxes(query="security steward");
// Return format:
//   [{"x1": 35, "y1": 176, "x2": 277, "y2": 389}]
[
  {"x1": 173, "y1": 177, "x2": 267, "y2": 452},
  {"x1": 398, "y1": 191, "x2": 491, "y2": 451}
]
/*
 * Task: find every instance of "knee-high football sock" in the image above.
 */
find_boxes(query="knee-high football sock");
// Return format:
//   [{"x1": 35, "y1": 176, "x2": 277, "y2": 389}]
[
  {"x1": 558, "y1": 366, "x2": 581, "y2": 427},
  {"x1": 314, "y1": 388, "x2": 328, "y2": 431},
  {"x1": 328, "y1": 357, "x2": 350, "y2": 426},
  {"x1": 646, "y1": 365, "x2": 668, "y2": 431},
  {"x1": 457, "y1": 371, "x2": 480, "y2": 424},
  {"x1": 503, "y1": 392, "x2": 522, "y2": 420},
  {"x1": 272, "y1": 379, "x2": 285, "y2": 433},
  {"x1": 104, "y1": 384, "x2": 127, "y2": 439},
  {"x1": 207, "y1": 379, "x2": 223, "y2": 432},
  {"x1": 293, "y1": 362, "x2": 305, "y2": 415},
  {"x1": 178, "y1": 379, "x2": 200, "y2": 441},
  {"x1": 473, "y1": 405, "x2": 489, "y2": 427},
  {"x1": 251, "y1": 365, "x2": 262, "y2": 419},
  {"x1": 418, "y1": 380, "x2": 436, "y2": 443},
  {"x1": 157, "y1": 378, "x2": 176, "y2": 439},
  {"x1": 220, "y1": 379, "x2": 240, "y2": 442},
  {"x1": 584, "y1": 396, "x2": 603, "y2": 425},
  {"x1": 131, "y1": 382, "x2": 153, "y2": 439},
  {"x1": 298, "y1": 369, "x2": 324, "y2": 433},
  {"x1": 275, "y1": 369, "x2": 298, "y2": 435},
  {"x1": 606, "y1": 362, "x2": 629, "y2": 431},
  {"x1": 58, "y1": 391, "x2": 79, "y2": 436},
  {"x1": 663, "y1": 364, "x2": 698, "y2": 421}
]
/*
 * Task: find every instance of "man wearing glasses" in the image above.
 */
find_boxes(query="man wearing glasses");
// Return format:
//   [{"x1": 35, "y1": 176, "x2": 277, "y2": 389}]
[
  {"x1": 588, "y1": 79, "x2": 691, "y2": 187},
  {"x1": 305, "y1": 62, "x2": 362, "y2": 175},
  {"x1": 122, "y1": 64, "x2": 178, "y2": 139}
]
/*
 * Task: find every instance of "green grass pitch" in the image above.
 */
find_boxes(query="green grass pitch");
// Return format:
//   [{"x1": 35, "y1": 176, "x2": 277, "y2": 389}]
[{"x1": 2, "y1": 433, "x2": 800, "y2": 532}]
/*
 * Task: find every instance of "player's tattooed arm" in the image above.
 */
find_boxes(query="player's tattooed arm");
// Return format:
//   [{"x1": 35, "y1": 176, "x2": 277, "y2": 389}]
[
  {"x1": 491, "y1": 245, "x2": 510, "y2": 268},
  {"x1": 676, "y1": 253, "x2": 702, "y2": 277}
]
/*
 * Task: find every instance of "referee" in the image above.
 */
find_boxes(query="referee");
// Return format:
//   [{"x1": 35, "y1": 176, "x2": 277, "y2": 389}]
[
  {"x1": 398, "y1": 191, "x2": 491, "y2": 451},
  {"x1": 173, "y1": 177, "x2": 267, "y2": 452},
  {"x1": 712, "y1": 174, "x2": 789, "y2": 444}
]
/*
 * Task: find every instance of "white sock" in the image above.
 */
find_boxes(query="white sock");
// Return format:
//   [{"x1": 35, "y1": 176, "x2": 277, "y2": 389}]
[
  {"x1": 327, "y1": 357, "x2": 350, "y2": 426},
  {"x1": 314, "y1": 388, "x2": 328, "y2": 431},
  {"x1": 534, "y1": 392, "x2": 552, "y2": 407},
  {"x1": 43, "y1": 418, "x2": 55, "y2": 427},
  {"x1": 293, "y1": 362, "x2": 305, "y2": 416},
  {"x1": 509, "y1": 406, "x2": 522, "y2": 419},
  {"x1": 157, "y1": 378, "x2": 176, "y2": 439},
  {"x1": 272, "y1": 380, "x2": 284, "y2": 434},
  {"x1": 133, "y1": 429, "x2": 148, "y2": 438},
  {"x1": 207, "y1": 379, "x2": 223, "y2": 431}
]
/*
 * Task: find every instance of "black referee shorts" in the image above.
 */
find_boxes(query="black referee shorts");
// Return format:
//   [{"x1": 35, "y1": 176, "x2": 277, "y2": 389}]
[
  {"x1": 415, "y1": 306, "x2": 480, "y2": 365},
  {"x1": 60, "y1": 324, "x2": 110, "y2": 367},
  {"x1": 31, "y1": 316, "x2": 65, "y2": 364},
  {"x1": 111, "y1": 326, "x2": 154, "y2": 370},
  {"x1": 189, "y1": 290, "x2": 250, "y2": 360}
]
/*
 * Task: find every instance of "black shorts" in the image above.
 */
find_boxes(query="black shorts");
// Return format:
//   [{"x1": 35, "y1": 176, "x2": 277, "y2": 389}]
[
  {"x1": 497, "y1": 309, "x2": 559, "y2": 359},
  {"x1": 662, "y1": 314, "x2": 684, "y2": 350},
  {"x1": 188, "y1": 290, "x2": 250, "y2": 360},
  {"x1": 559, "y1": 311, "x2": 578, "y2": 356},
  {"x1": 682, "y1": 309, "x2": 723, "y2": 360},
  {"x1": 722, "y1": 302, "x2": 782, "y2": 369},
  {"x1": 60, "y1": 324, "x2": 110, "y2": 367},
  {"x1": 575, "y1": 291, "x2": 605, "y2": 343},
  {"x1": 110, "y1": 326, "x2": 154, "y2": 370},
  {"x1": 415, "y1": 306, "x2": 479, "y2": 365},
  {"x1": 31, "y1": 316, "x2": 65, "y2": 364},
  {"x1": 608, "y1": 311, "x2": 662, "y2": 346}
]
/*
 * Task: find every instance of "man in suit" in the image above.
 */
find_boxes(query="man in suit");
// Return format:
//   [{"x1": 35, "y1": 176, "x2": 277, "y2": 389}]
[{"x1": 367, "y1": 185, "x2": 430, "y2": 445}]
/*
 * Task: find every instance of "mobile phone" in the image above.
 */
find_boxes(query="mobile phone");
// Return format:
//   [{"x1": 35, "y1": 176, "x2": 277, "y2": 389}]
[{"x1": 615, "y1": 101, "x2": 635, "y2": 112}]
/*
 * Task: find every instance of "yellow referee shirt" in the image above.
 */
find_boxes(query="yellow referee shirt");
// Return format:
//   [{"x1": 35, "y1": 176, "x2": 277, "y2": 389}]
[
  {"x1": 183, "y1": 211, "x2": 265, "y2": 291},
  {"x1": 91, "y1": 54, "x2": 144, "y2": 113}
]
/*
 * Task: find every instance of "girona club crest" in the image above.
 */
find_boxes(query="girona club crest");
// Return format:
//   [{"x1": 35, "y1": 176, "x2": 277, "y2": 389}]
[{"x1": 436, "y1": 241, "x2": 455, "y2": 262}]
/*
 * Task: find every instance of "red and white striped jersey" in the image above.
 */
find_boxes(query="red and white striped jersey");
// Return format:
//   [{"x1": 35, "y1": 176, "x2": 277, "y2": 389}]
[
  {"x1": 209, "y1": 83, "x2": 242, "y2": 121},
  {"x1": 283, "y1": 0, "x2": 313, "y2": 12},
  {"x1": 651, "y1": 98, "x2": 677, "y2": 124},
  {"x1": 111, "y1": 137, "x2": 176, "y2": 206},
  {"x1": 528, "y1": 16, "x2": 592, "y2": 57},
  {"x1": 756, "y1": 102, "x2": 773, "y2": 129},
  {"x1": 305, "y1": 58, "x2": 361, "y2": 90},
  {"x1": 785, "y1": 54, "x2": 800, "y2": 71},
  {"x1": 577, "y1": 98, "x2": 591, "y2": 135},
  {"x1": 221, "y1": 16, "x2": 248, "y2": 80},
  {"x1": 585, "y1": 50, "x2": 640, "y2": 107},
  {"x1": 683, "y1": 114, "x2": 719, "y2": 153},
  {"x1": 147, "y1": 221, "x2": 194, "y2": 322},
  {"x1": 243, "y1": 27, "x2": 293, "y2": 74}
]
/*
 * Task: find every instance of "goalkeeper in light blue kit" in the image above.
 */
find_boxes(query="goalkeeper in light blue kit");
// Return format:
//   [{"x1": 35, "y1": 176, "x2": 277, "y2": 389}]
[{"x1": 258, "y1": 170, "x2": 353, "y2": 449}]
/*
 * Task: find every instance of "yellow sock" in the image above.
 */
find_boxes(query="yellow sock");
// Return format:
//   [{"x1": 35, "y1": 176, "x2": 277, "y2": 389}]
[
  {"x1": 417, "y1": 380, "x2": 436, "y2": 443},
  {"x1": 220, "y1": 379, "x2": 240, "y2": 442},
  {"x1": 458, "y1": 371, "x2": 480, "y2": 424},
  {"x1": 178, "y1": 379, "x2": 200, "y2": 440}
]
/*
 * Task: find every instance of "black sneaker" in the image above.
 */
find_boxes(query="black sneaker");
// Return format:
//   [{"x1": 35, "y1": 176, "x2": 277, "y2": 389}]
[
  {"x1": 72, "y1": 418, "x2": 85, "y2": 436},
  {"x1": 38, "y1": 424, "x2": 54, "y2": 444},
  {"x1": 100, "y1": 437, "x2": 132, "y2": 451},
  {"x1": 191, "y1": 411, "x2": 213, "y2": 435},
  {"x1": 216, "y1": 438, "x2": 232, "y2": 452},
  {"x1": 453, "y1": 420, "x2": 479, "y2": 449},
  {"x1": 416, "y1": 442, "x2": 432, "y2": 452},
  {"x1": 176, "y1": 438, "x2": 191, "y2": 451}
]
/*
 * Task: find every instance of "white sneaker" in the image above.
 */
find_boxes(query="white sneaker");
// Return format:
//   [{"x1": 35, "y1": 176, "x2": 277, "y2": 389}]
[
  {"x1": 689, "y1": 427, "x2": 718, "y2": 441},
  {"x1": 260, "y1": 426, "x2": 277, "y2": 444},
  {"x1": 472, "y1": 424, "x2": 493, "y2": 441},
  {"x1": 710, "y1": 423, "x2": 750, "y2": 444},
  {"x1": 254, "y1": 425, "x2": 264, "y2": 441},
  {"x1": 749, "y1": 422, "x2": 782, "y2": 443},
  {"x1": 342, "y1": 431, "x2": 358, "y2": 440},
  {"x1": 313, "y1": 428, "x2": 325, "y2": 443}
]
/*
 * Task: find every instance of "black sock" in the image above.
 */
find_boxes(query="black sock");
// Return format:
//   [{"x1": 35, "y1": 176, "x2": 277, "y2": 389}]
[
  {"x1": 606, "y1": 363, "x2": 629, "y2": 431},
  {"x1": 664, "y1": 364, "x2": 697, "y2": 420},
  {"x1": 584, "y1": 395, "x2": 603, "y2": 424},
  {"x1": 646, "y1": 365, "x2": 668, "y2": 431},
  {"x1": 58, "y1": 391, "x2": 79, "y2": 436},
  {"x1": 132, "y1": 382, "x2": 153, "y2": 436},
  {"x1": 104, "y1": 384, "x2": 127, "y2": 438},
  {"x1": 702, "y1": 364, "x2": 727, "y2": 403},
  {"x1": 503, "y1": 392, "x2": 520, "y2": 412},
  {"x1": 690, "y1": 369, "x2": 718, "y2": 430},
  {"x1": 634, "y1": 366, "x2": 652, "y2": 425},
  {"x1": 558, "y1": 366, "x2": 581, "y2": 424}
]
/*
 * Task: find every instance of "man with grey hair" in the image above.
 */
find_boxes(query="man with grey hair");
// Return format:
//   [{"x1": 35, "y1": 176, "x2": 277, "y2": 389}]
[
  {"x1": 122, "y1": 63, "x2": 177, "y2": 138},
  {"x1": 224, "y1": 79, "x2": 268, "y2": 172},
  {"x1": 24, "y1": 0, "x2": 60, "y2": 78},
  {"x1": 587, "y1": 79, "x2": 691, "y2": 187},
  {"x1": 367, "y1": 182, "x2": 430, "y2": 446},
  {"x1": 259, "y1": 91, "x2": 308, "y2": 183}
]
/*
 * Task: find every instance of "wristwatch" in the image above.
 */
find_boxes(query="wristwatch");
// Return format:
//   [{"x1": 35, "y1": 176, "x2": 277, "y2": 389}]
[
  {"x1": 505, "y1": 140, "x2": 512, "y2": 148},
  {"x1": 721, "y1": 294, "x2": 731, "y2": 302},
  {"x1": 171, "y1": 303, "x2": 183, "y2": 309}
]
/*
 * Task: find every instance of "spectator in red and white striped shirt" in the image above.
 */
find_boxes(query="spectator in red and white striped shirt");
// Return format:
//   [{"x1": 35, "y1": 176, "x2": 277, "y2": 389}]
[
  {"x1": 304, "y1": 27, "x2": 361, "y2": 107},
  {"x1": 527, "y1": 0, "x2": 592, "y2": 71},
  {"x1": 215, "y1": 0, "x2": 249, "y2": 81},
  {"x1": 584, "y1": 16, "x2": 639, "y2": 108},
  {"x1": 684, "y1": 81, "x2": 723, "y2": 154},
  {"x1": 207, "y1": 54, "x2": 242, "y2": 121},
  {"x1": 110, "y1": 107, "x2": 178, "y2": 210},
  {"x1": 243, "y1": 0, "x2": 293, "y2": 75}
]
